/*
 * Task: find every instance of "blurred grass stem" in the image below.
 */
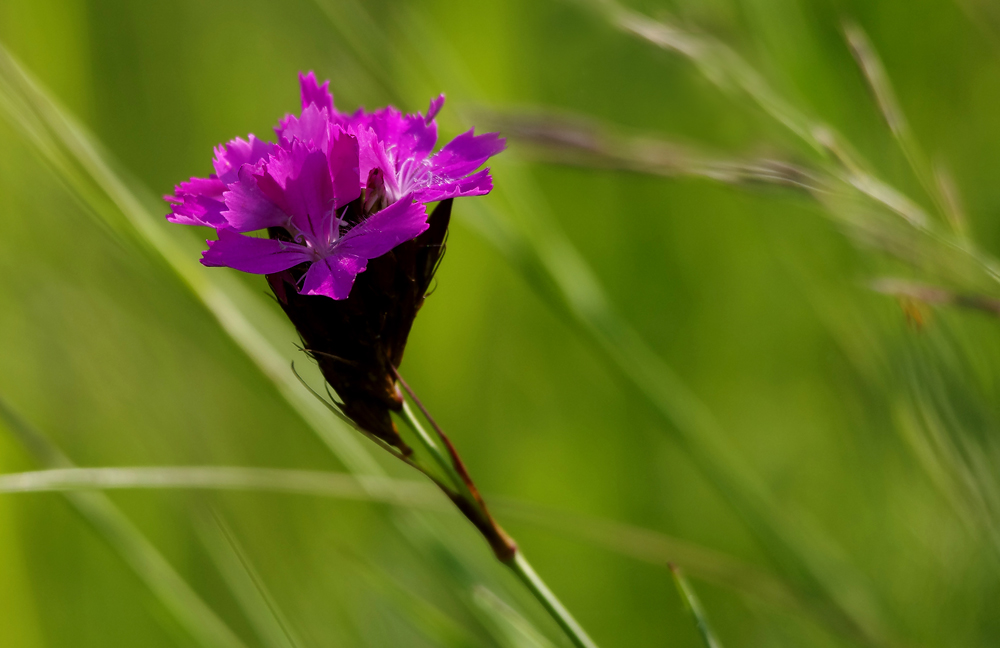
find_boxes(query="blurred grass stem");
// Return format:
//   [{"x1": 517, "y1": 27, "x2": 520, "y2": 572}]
[
  {"x1": 0, "y1": 398, "x2": 249, "y2": 648},
  {"x1": 0, "y1": 463, "x2": 889, "y2": 641},
  {"x1": 670, "y1": 564, "x2": 722, "y2": 648},
  {"x1": 872, "y1": 278, "x2": 1000, "y2": 317},
  {"x1": 843, "y1": 22, "x2": 965, "y2": 234}
]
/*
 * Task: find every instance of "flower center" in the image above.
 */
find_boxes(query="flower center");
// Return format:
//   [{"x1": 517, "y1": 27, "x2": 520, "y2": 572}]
[
  {"x1": 393, "y1": 157, "x2": 430, "y2": 199},
  {"x1": 292, "y1": 205, "x2": 347, "y2": 260}
]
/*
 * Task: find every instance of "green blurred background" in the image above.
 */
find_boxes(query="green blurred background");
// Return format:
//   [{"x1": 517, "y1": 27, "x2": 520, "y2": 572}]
[{"x1": 1, "y1": 0, "x2": 999, "y2": 646}]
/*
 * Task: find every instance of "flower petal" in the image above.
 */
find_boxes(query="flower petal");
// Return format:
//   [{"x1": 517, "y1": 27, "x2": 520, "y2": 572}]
[
  {"x1": 354, "y1": 106, "x2": 437, "y2": 167},
  {"x1": 221, "y1": 165, "x2": 289, "y2": 232},
  {"x1": 276, "y1": 103, "x2": 330, "y2": 149},
  {"x1": 164, "y1": 175, "x2": 228, "y2": 227},
  {"x1": 414, "y1": 167, "x2": 493, "y2": 203},
  {"x1": 173, "y1": 176, "x2": 226, "y2": 200},
  {"x1": 212, "y1": 135, "x2": 275, "y2": 185},
  {"x1": 299, "y1": 71, "x2": 334, "y2": 114},
  {"x1": 252, "y1": 142, "x2": 335, "y2": 244},
  {"x1": 201, "y1": 229, "x2": 311, "y2": 274},
  {"x1": 280, "y1": 143, "x2": 335, "y2": 242},
  {"x1": 432, "y1": 129, "x2": 506, "y2": 178},
  {"x1": 300, "y1": 254, "x2": 368, "y2": 300},
  {"x1": 337, "y1": 194, "x2": 428, "y2": 259},
  {"x1": 165, "y1": 193, "x2": 229, "y2": 228},
  {"x1": 400, "y1": 112, "x2": 437, "y2": 163},
  {"x1": 253, "y1": 149, "x2": 295, "y2": 214},
  {"x1": 354, "y1": 126, "x2": 399, "y2": 197},
  {"x1": 328, "y1": 126, "x2": 361, "y2": 208},
  {"x1": 425, "y1": 94, "x2": 445, "y2": 124}
]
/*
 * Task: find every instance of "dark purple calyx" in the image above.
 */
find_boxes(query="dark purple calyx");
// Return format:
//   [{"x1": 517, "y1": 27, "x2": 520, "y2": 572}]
[{"x1": 266, "y1": 199, "x2": 452, "y2": 448}]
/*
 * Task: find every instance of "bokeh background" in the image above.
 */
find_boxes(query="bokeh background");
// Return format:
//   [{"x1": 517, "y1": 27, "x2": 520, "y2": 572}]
[{"x1": 1, "y1": 0, "x2": 1000, "y2": 646}]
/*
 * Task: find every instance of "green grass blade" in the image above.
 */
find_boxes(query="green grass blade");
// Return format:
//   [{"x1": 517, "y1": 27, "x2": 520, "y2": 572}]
[
  {"x1": 0, "y1": 466, "x2": 445, "y2": 508},
  {"x1": 334, "y1": 546, "x2": 488, "y2": 648},
  {"x1": 588, "y1": 1, "x2": 1000, "y2": 290},
  {"x1": 196, "y1": 511, "x2": 305, "y2": 648},
  {"x1": 585, "y1": 0, "x2": 825, "y2": 155},
  {"x1": 0, "y1": 397, "x2": 249, "y2": 648},
  {"x1": 472, "y1": 586, "x2": 557, "y2": 648},
  {"x1": 842, "y1": 22, "x2": 959, "y2": 232},
  {"x1": 669, "y1": 564, "x2": 722, "y2": 648},
  {"x1": 0, "y1": 464, "x2": 878, "y2": 641}
]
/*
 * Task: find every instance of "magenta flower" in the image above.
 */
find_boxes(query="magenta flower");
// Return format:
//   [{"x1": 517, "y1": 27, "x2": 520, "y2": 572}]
[
  {"x1": 164, "y1": 72, "x2": 504, "y2": 301},
  {"x1": 294, "y1": 72, "x2": 505, "y2": 208}
]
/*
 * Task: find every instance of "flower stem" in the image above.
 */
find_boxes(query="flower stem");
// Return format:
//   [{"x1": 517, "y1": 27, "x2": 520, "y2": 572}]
[
  {"x1": 505, "y1": 551, "x2": 600, "y2": 648},
  {"x1": 395, "y1": 385, "x2": 599, "y2": 648},
  {"x1": 397, "y1": 399, "x2": 464, "y2": 493}
]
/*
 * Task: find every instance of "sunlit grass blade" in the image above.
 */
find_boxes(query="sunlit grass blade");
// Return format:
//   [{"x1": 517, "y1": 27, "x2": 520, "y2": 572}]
[
  {"x1": 587, "y1": 0, "x2": 934, "y2": 230},
  {"x1": 583, "y1": 0, "x2": 824, "y2": 155},
  {"x1": 0, "y1": 397, "x2": 249, "y2": 648},
  {"x1": 669, "y1": 564, "x2": 722, "y2": 648},
  {"x1": 0, "y1": 465, "x2": 445, "y2": 507},
  {"x1": 195, "y1": 511, "x2": 304, "y2": 648},
  {"x1": 843, "y1": 22, "x2": 962, "y2": 233},
  {"x1": 932, "y1": 163, "x2": 968, "y2": 239},
  {"x1": 583, "y1": 0, "x2": 1000, "y2": 289},
  {"x1": 0, "y1": 463, "x2": 852, "y2": 634}
]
